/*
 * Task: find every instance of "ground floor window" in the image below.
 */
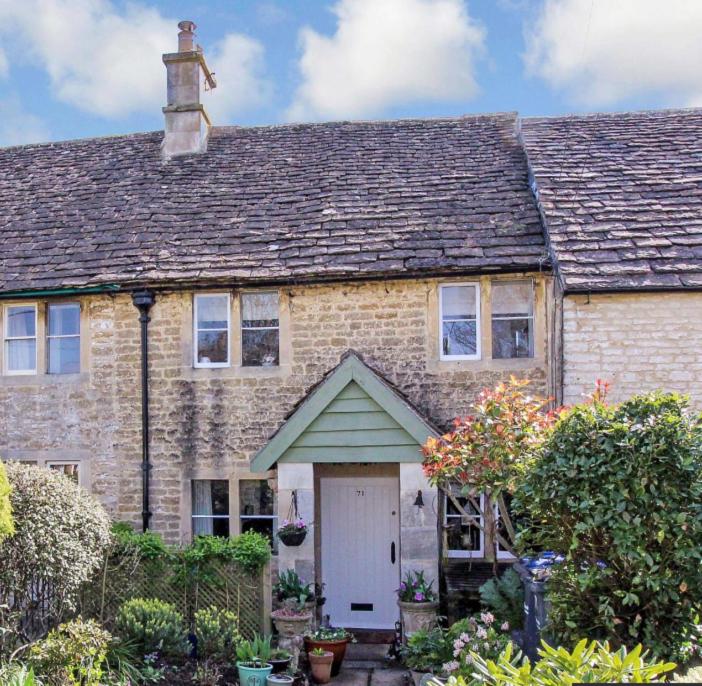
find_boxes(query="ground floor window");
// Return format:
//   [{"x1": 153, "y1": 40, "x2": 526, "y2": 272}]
[
  {"x1": 444, "y1": 488, "x2": 485, "y2": 557},
  {"x1": 239, "y1": 479, "x2": 278, "y2": 554},
  {"x1": 192, "y1": 479, "x2": 230, "y2": 537}
]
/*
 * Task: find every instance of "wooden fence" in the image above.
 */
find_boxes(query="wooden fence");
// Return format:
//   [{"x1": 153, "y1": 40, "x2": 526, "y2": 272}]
[{"x1": 80, "y1": 554, "x2": 271, "y2": 639}]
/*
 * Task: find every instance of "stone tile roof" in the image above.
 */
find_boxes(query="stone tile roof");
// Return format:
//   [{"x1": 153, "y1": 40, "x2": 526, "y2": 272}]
[
  {"x1": 522, "y1": 108, "x2": 702, "y2": 292},
  {"x1": 0, "y1": 114, "x2": 546, "y2": 293}
]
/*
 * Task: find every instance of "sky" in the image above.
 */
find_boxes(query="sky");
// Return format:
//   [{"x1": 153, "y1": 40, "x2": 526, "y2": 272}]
[{"x1": 0, "y1": 0, "x2": 701, "y2": 146}]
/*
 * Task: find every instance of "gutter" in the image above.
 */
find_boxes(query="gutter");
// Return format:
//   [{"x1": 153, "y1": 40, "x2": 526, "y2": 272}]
[
  {"x1": 0, "y1": 284, "x2": 121, "y2": 299},
  {"x1": 131, "y1": 290, "x2": 156, "y2": 532}
]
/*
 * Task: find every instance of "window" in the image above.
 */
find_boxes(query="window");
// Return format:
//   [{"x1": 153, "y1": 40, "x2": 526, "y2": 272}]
[
  {"x1": 192, "y1": 480, "x2": 230, "y2": 537},
  {"x1": 241, "y1": 292, "x2": 279, "y2": 367},
  {"x1": 491, "y1": 281, "x2": 534, "y2": 359},
  {"x1": 194, "y1": 294, "x2": 230, "y2": 368},
  {"x1": 444, "y1": 489, "x2": 484, "y2": 558},
  {"x1": 439, "y1": 284, "x2": 480, "y2": 360},
  {"x1": 4, "y1": 304, "x2": 37, "y2": 374},
  {"x1": 239, "y1": 479, "x2": 278, "y2": 554},
  {"x1": 493, "y1": 496, "x2": 516, "y2": 560},
  {"x1": 48, "y1": 462, "x2": 81, "y2": 485},
  {"x1": 47, "y1": 303, "x2": 80, "y2": 374}
]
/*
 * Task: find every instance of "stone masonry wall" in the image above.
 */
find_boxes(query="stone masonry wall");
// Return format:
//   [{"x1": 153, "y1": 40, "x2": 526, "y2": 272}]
[
  {"x1": 563, "y1": 292, "x2": 702, "y2": 406},
  {"x1": 1, "y1": 276, "x2": 549, "y2": 541}
]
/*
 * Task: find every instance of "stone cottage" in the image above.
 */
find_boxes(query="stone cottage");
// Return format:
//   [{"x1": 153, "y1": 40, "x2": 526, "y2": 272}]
[{"x1": 1, "y1": 21, "x2": 700, "y2": 631}]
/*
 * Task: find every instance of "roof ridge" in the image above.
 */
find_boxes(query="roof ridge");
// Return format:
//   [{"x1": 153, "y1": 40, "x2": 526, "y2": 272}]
[{"x1": 523, "y1": 106, "x2": 702, "y2": 124}]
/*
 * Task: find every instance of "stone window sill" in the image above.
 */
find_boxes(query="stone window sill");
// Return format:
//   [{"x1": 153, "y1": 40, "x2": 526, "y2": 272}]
[{"x1": 0, "y1": 372, "x2": 90, "y2": 387}]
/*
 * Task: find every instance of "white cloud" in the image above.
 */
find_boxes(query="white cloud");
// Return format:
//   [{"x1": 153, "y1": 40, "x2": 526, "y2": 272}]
[
  {"x1": 525, "y1": 0, "x2": 702, "y2": 107},
  {"x1": 0, "y1": 0, "x2": 270, "y2": 121},
  {"x1": 288, "y1": 0, "x2": 485, "y2": 121},
  {"x1": 0, "y1": 95, "x2": 50, "y2": 146}
]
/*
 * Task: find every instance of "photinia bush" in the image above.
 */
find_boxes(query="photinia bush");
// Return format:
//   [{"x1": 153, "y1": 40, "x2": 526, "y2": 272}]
[{"x1": 516, "y1": 391, "x2": 702, "y2": 661}]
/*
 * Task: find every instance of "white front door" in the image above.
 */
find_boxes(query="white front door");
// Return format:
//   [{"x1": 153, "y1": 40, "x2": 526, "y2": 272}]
[{"x1": 320, "y1": 477, "x2": 400, "y2": 629}]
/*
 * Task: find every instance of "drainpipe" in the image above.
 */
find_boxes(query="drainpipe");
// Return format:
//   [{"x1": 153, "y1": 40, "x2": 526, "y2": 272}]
[{"x1": 132, "y1": 290, "x2": 156, "y2": 532}]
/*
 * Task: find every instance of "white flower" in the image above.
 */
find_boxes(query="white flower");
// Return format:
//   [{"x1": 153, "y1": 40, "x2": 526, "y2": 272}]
[
  {"x1": 442, "y1": 661, "x2": 460, "y2": 673},
  {"x1": 476, "y1": 626, "x2": 488, "y2": 640},
  {"x1": 480, "y1": 612, "x2": 495, "y2": 626},
  {"x1": 464, "y1": 654, "x2": 473, "y2": 665},
  {"x1": 459, "y1": 632, "x2": 471, "y2": 643},
  {"x1": 453, "y1": 638, "x2": 464, "y2": 651},
  {"x1": 501, "y1": 621, "x2": 510, "y2": 632}
]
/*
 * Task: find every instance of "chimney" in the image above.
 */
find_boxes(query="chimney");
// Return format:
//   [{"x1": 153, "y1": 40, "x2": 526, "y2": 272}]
[{"x1": 161, "y1": 20, "x2": 217, "y2": 159}]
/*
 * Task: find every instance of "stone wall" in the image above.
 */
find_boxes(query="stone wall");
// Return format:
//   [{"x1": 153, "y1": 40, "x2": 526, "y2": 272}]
[
  {"x1": 563, "y1": 292, "x2": 702, "y2": 405},
  {"x1": 0, "y1": 275, "x2": 550, "y2": 541}
]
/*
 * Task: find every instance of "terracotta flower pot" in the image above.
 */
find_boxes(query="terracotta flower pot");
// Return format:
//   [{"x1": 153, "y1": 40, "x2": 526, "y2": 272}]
[
  {"x1": 308, "y1": 650, "x2": 334, "y2": 684},
  {"x1": 304, "y1": 638, "x2": 349, "y2": 677},
  {"x1": 398, "y1": 600, "x2": 439, "y2": 641}
]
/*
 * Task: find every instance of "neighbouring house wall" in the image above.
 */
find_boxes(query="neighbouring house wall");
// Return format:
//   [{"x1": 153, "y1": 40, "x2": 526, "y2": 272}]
[
  {"x1": 563, "y1": 292, "x2": 702, "y2": 405},
  {"x1": 0, "y1": 275, "x2": 551, "y2": 543}
]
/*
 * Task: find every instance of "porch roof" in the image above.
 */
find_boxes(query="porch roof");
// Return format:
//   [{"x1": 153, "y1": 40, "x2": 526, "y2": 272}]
[{"x1": 251, "y1": 351, "x2": 440, "y2": 471}]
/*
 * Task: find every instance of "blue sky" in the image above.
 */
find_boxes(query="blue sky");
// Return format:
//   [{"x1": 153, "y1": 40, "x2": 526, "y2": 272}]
[{"x1": 0, "y1": 0, "x2": 700, "y2": 146}]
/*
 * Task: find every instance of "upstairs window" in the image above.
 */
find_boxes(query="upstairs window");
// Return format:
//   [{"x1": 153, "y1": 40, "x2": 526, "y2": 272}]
[
  {"x1": 4, "y1": 305, "x2": 37, "y2": 374},
  {"x1": 241, "y1": 292, "x2": 279, "y2": 367},
  {"x1": 194, "y1": 294, "x2": 230, "y2": 368},
  {"x1": 439, "y1": 284, "x2": 480, "y2": 360},
  {"x1": 192, "y1": 479, "x2": 230, "y2": 537},
  {"x1": 47, "y1": 303, "x2": 80, "y2": 374},
  {"x1": 491, "y1": 281, "x2": 534, "y2": 359}
]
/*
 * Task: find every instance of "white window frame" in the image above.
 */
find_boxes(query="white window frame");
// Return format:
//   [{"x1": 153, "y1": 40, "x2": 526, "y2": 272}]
[
  {"x1": 240, "y1": 291, "x2": 280, "y2": 367},
  {"x1": 47, "y1": 461, "x2": 82, "y2": 486},
  {"x1": 490, "y1": 279, "x2": 535, "y2": 360},
  {"x1": 439, "y1": 283, "x2": 481, "y2": 361},
  {"x1": 47, "y1": 302, "x2": 81, "y2": 375},
  {"x1": 493, "y1": 498, "x2": 517, "y2": 561},
  {"x1": 193, "y1": 293, "x2": 231, "y2": 369},
  {"x1": 4, "y1": 303, "x2": 38, "y2": 375},
  {"x1": 445, "y1": 490, "x2": 485, "y2": 558}
]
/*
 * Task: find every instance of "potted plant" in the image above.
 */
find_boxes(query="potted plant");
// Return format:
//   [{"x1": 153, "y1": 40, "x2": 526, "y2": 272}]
[
  {"x1": 274, "y1": 570, "x2": 317, "y2": 616},
  {"x1": 308, "y1": 647, "x2": 334, "y2": 684},
  {"x1": 304, "y1": 627, "x2": 354, "y2": 677},
  {"x1": 267, "y1": 674, "x2": 295, "y2": 686},
  {"x1": 277, "y1": 518, "x2": 308, "y2": 547},
  {"x1": 400, "y1": 626, "x2": 450, "y2": 686},
  {"x1": 236, "y1": 635, "x2": 273, "y2": 686},
  {"x1": 271, "y1": 606, "x2": 313, "y2": 637},
  {"x1": 397, "y1": 571, "x2": 439, "y2": 641},
  {"x1": 269, "y1": 647, "x2": 293, "y2": 673}
]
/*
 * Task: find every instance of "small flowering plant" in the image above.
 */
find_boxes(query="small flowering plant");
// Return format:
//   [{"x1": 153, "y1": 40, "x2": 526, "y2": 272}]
[
  {"x1": 441, "y1": 613, "x2": 512, "y2": 677},
  {"x1": 397, "y1": 570, "x2": 436, "y2": 603},
  {"x1": 277, "y1": 517, "x2": 308, "y2": 536}
]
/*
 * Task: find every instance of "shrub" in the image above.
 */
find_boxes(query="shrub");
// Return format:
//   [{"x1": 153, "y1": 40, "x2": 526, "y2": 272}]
[
  {"x1": 115, "y1": 598, "x2": 189, "y2": 658},
  {"x1": 194, "y1": 606, "x2": 240, "y2": 661},
  {"x1": 110, "y1": 522, "x2": 169, "y2": 560},
  {"x1": 516, "y1": 391, "x2": 702, "y2": 660},
  {"x1": 0, "y1": 461, "x2": 14, "y2": 541},
  {"x1": 0, "y1": 663, "x2": 42, "y2": 686},
  {"x1": 0, "y1": 463, "x2": 111, "y2": 654},
  {"x1": 443, "y1": 614, "x2": 513, "y2": 678},
  {"x1": 479, "y1": 568, "x2": 524, "y2": 631},
  {"x1": 230, "y1": 531, "x2": 272, "y2": 573},
  {"x1": 463, "y1": 639, "x2": 675, "y2": 685},
  {"x1": 28, "y1": 617, "x2": 111, "y2": 686}
]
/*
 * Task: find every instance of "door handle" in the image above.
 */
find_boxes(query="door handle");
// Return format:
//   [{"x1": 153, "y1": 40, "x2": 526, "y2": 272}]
[{"x1": 391, "y1": 541, "x2": 396, "y2": 564}]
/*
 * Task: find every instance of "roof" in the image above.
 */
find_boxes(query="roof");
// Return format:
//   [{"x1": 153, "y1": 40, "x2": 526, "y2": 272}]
[
  {"x1": 251, "y1": 351, "x2": 440, "y2": 471},
  {"x1": 0, "y1": 114, "x2": 546, "y2": 294},
  {"x1": 522, "y1": 108, "x2": 702, "y2": 293}
]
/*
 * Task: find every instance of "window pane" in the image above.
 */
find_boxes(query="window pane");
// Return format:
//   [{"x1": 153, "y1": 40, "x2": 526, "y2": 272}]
[
  {"x1": 7, "y1": 339, "x2": 36, "y2": 371},
  {"x1": 48, "y1": 463, "x2": 79, "y2": 484},
  {"x1": 491, "y1": 282, "x2": 533, "y2": 317},
  {"x1": 242, "y1": 292, "x2": 278, "y2": 327},
  {"x1": 441, "y1": 286, "x2": 476, "y2": 320},
  {"x1": 492, "y1": 318, "x2": 533, "y2": 359},
  {"x1": 7, "y1": 306, "x2": 36, "y2": 337},
  {"x1": 197, "y1": 331, "x2": 228, "y2": 364},
  {"x1": 192, "y1": 480, "x2": 230, "y2": 538},
  {"x1": 48, "y1": 304, "x2": 80, "y2": 336},
  {"x1": 242, "y1": 329, "x2": 279, "y2": 367},
  {"x1": 196, "y1": 295, "x2": 229, "y2": 330},
  {"x1": 446, "y1": 494, "x2": 482, "y2": 553},
  {"x1": 442, "y1": 320, "x2": 477, "y2": 357},
  {"x1": 48, "y1": 337, "x2": 80, "y2": 374},
  {"x1": 240, "y1": 480, "x2": 276, "y2": 516}
]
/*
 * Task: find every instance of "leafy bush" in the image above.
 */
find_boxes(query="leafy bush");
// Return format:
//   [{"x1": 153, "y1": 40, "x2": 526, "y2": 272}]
[
  {"x1": 0, "y1": 663, "x2": 43, "y2": 686},
  {"x1": 274, "y1": 569, "x2": 315, "y2": 604},
  {"x1": 230, "y1": 531, "x2": 271, "y2": 573},
  {"x1": 194, "y1": 606, "x2": 240, "y2": 661},
  {"x1": 402, "y1": 627, "x2": 453, "y2": 672},
  {"x1": 0, "y1": 461, "x2": 14, "y2": 541},
  {"x1": 0, "y1": 463, "x2": 111, "y2": 653},
  {"x1": 479, "y1": 568, "x2": 524, "y2": 631},
  {"x1": 110, "y1": 522, "x2": 169, "y2": 560},
  {"x1": 115, "y1": 598, "x2": 189, "y2": 658},
  {"x1": 462, "y1": 639, "x2": 675, "y2": 685},
  {"x1": 28, "y1": 617, "x2": 111, "y2": 686},
  {"x1": 444, "y1": 614, "x2": 513, "y2": 678},
  {"x1": 517, "y1": 391, "x2": 702, "y2": 660}
]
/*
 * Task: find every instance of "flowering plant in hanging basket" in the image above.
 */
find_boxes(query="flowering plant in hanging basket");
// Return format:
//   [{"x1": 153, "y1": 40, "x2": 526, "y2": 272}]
[{"x1": 277, "y1": 518, "x2": 308, "y2": 546}]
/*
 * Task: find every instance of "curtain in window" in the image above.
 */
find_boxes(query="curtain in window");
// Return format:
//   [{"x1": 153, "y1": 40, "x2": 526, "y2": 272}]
[{"x1": 192, "y1": 480, "x2": 214, "y2": 536}]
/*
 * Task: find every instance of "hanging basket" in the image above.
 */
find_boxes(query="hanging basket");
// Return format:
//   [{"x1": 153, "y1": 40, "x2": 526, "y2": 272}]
[{"x1": 278, "y1": 528, "x2": 307, "y2": 547}]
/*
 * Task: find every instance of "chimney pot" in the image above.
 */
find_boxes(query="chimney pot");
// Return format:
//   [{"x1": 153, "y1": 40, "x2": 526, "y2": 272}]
[{"x1": 178, "y1": 20, "x2": 196, "y2": 52}]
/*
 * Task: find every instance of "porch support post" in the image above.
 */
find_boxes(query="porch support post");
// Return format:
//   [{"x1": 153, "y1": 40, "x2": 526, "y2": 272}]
[
  {"x1": 277, "y1": 463, "x2": 315, "y2": 583},
  {"x1": 399, "y1": 463, "x2": 439, "y2": 583}
]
